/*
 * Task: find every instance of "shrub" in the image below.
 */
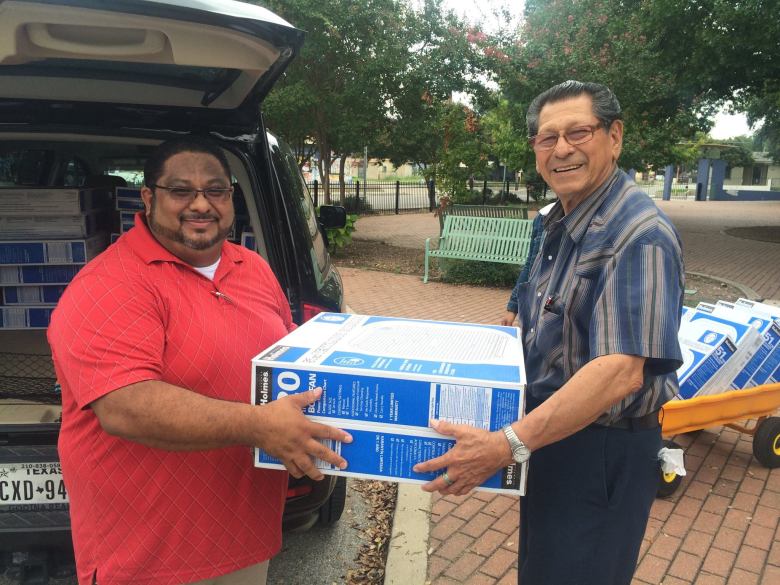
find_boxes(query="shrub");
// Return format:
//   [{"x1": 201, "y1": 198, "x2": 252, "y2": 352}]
[
  {"x1": 323, "y1": 213, "x2": 358, "y2": 253},
  {"x1": 438, "y1": 258, "x2": 520, "y2": 287},
  {"x1": 340, "y1": 195, "x2": 373, "y2": 213}
]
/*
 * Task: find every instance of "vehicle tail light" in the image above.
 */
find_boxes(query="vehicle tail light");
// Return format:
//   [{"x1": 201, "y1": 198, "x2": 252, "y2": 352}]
[
  {"x1": 301, "y1": 302, "x2": 329, "y2": 323},
  {"x1": 286, "y1": 484, "x2": 313, "y2": 498}
]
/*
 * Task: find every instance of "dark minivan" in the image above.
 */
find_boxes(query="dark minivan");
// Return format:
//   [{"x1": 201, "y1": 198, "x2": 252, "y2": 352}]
[{"x1": 0, "y1": 0, "x2": 346, "y2": 581}]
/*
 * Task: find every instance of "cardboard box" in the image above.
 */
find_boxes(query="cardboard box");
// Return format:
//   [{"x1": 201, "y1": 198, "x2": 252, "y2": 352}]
[
  {"x1": 241, "y1": 230, "x2": 256, "y2": 251},
  {"x1": 119, "y1": 211, "x2": 137, "y2": 233},
  {"x1": 0, "y1": 211, "x2": 110, "y2": 239},
  {"x1": 116, "y1": 198, "x2": 144, "y2": 211},
  {"x1": 679, "y1": 307, "x2": 765, "y2": 394},
  {"x1": 0, "y1": 306, "x2": 54, "y2": 329},
  {"x1": 768, "y1": 362, "x2": 780, "y2": 384},
  {"x1": 2, "y1": 285, "x2": 66, "y2": 305},
  {"x1": 0, "y1": 234, "x2": 108, "y2": 265},
  {"x1": 115, "y1": 187, "x2": 144, "y2": 211},
  {"x1": 733, "y1": 299, "x2": 780, "y2": 386},
  {"x1": 712, "y1": 302, "x2": 780, "y2": 389},
  {"x1": 251, "y1": 313, "x2": 527, "y2": 494},
  {"x1": 752, "y1": 343, "x2": 780, "y2": 386},
  {"x1": 0, "y1": 265, "x2": 82, "y2": 285},
  {"x1": 677, "y1": 330, "x2": 737, "y2": 399},
  {"x1": 116, "y1": 187, "x2": 141, "y2": 199},
  {"x1": 0, "y1": 188, "x2": 110, "y2": 215}
]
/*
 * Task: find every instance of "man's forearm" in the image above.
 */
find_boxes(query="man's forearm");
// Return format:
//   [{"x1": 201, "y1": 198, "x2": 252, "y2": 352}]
[
  {"x1": 514, "y1": 354, "x2": 646, "y2": 452},
  {"x1": 91, "y1": 380, "x2": 260, "y2": 451}
]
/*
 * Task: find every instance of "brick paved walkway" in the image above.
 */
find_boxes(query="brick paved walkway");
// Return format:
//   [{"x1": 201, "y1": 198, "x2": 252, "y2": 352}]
[{"x1": 342, "y1": 200, "x2": 780, "y2": 585}]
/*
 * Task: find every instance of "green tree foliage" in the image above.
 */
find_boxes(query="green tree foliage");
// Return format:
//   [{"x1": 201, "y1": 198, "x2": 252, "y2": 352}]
[
  {"x1": 259, "y1": 0, "x2": 408, "y2": 202},
  {"x1": 377, "y1": 1, "x2": 496, "y2": 180},
  {"x1": 745, "y1": 86, "x2": 780, "y2": 162},
  {"x1": 641, "y1": 0, "x2": 780, "y2": 161},
  {"x1": 501, "y1": 0, "x2": 711, "y2": 171},
  {"x1": 481, "y1": 98, "x2": 533, "y2": 177}
]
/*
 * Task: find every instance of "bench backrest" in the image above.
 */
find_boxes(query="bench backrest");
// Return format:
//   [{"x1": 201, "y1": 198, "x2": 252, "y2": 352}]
[
  {"x1": 440, "y1": 216, "x2": 535, "y2": 260},
  {"x1": 446, "y1": 204, "x2": 528, "y2": 219}
]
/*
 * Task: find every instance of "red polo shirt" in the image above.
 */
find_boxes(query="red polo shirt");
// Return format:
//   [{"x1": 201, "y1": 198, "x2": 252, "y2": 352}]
[{"x1": 48, "y1": 215, "x2": 293, "y2": 585}]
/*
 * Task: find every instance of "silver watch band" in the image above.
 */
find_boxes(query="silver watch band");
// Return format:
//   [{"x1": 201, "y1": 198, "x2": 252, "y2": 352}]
[{"x1": 502, "y1": 424, "x2": 530, "y2": 463}]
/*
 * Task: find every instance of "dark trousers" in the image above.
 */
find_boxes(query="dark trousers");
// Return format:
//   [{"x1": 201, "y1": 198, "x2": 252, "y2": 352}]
[{"x1": 518, "y1": 421, "x2": 660, "y2": 585}]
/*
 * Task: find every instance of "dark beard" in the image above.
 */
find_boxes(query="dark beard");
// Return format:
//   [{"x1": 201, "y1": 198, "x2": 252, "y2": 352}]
[{"x1": 148, "y1": 198, "x2": 233, "y2": 251}]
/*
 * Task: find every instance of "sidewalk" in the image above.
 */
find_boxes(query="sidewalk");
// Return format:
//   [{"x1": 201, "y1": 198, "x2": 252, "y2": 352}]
[{"x1": 340, "y1": 200, "x2": 780, "y2": 585}]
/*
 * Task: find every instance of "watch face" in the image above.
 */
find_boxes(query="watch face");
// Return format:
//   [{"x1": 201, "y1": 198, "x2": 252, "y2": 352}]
[{"x1": 513, "y1": 446, "x2": 530, "y2": 464}]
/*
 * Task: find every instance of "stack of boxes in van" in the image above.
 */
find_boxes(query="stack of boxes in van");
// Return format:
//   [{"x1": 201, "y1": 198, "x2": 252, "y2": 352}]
[
  {"x1": 0, "y1": 188, "x2": 111, "y2": 328},
  {"x1": 113, "y1": 187, "x2": 143, "y2": 242},
  {"x1": 676, "y1": 299, "x2": 780, "y2": 398}
]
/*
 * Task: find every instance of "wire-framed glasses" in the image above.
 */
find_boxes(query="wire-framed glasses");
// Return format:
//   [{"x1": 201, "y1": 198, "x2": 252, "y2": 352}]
[
  {"x1": 152, "y1": 184, "x2": 234, "y2": 203},
  {"x1": 529, "y1": 124, "x2": 603, "y2": 152}
]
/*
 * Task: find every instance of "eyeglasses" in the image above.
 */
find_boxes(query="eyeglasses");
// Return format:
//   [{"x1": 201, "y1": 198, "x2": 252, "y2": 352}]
[
  {"x1": 529, "y1": 124, "x2": 603, "y2": 152},
  {"x1": 152, "y1": 184, "x2": 234, "y2": 203}
]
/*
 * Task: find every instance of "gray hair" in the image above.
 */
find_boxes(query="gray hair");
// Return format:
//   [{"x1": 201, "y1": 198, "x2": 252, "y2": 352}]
[{"x1": 526, "y1": 80, "x2": 622, "y2": 137}]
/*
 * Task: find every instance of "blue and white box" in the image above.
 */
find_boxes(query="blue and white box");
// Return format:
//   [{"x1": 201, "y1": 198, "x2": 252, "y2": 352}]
[
  {"x1": 677, "y1": 330, "x2": 738, "y2": 399},
  {"x1": 0, "y1": 234, "x2": 108, "y2": 265},
  {"x1": 115, "y1": 187, "x2": 144, "y2": 211},
  {"x1": 768, "y1": 362, "x2": 780, "y2": 384},
  {"x1": 712, "y1": 302, "x2": 780, "y2": 389},
  {"x1": 0, "y1": 188, "x2": 110, "y2": 215},
  {"x1": 680, "y1": 306, "x2": 770, "y2": 394},
  {"x1": 241, "y1": 230, "x2": 256, "y2": 251},
  {"x1": 0, "y1": 265, "x2": 82, "y2": 285},
  {"x1": 119, "y1": 211, "x2": 137, "y2": 233},
  {"x1": 0, "y1": 306, "x2": 55, "y2": 329},
  {"x1": 251, "y1": 313, "x2": 527, "y2": 494},
  {"x1": 733, "y1": 299, "x2": 780, "y2": 386},
  {"x1": 2, "y1": 285, "x2": 66, "y2": 305}
]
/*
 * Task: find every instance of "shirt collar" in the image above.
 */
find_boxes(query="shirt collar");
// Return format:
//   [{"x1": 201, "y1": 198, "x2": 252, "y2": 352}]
[
  {"x1": 542, "y1": 166, "x2": 620, "y2": 244},
  {"x1": 125, "y1": 211, "x2": 242, "y2": 269}
]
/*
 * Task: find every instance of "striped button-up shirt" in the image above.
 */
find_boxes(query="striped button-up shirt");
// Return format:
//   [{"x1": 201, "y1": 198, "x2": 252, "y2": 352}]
[{"x1": 517, "y1": 168, "x2": 684, "y2": 423}]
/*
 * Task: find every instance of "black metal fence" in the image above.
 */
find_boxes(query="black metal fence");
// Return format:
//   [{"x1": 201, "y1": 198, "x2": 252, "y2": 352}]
[
  {"x1": 307, "y1": 179, "x2": 540, "y2": 215},
  {"x1": 307, "y1": 180, "x2": 435, "y2": 214}
]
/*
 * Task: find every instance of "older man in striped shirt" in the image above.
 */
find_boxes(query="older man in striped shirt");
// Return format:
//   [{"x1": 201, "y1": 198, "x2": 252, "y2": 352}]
[{"x1": 415, "y1": 80, "x2": 684, "y2": 585}]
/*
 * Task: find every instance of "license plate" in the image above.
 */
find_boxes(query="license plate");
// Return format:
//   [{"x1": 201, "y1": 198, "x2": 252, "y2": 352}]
[{"x1": 0, "y1": 462, "x2": 68, "y2": 506}]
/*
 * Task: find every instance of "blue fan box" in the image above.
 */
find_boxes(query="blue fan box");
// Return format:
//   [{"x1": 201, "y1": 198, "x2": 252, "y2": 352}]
[{"x1": 252, "y1": 313, "x2": 527, "y2": 494}]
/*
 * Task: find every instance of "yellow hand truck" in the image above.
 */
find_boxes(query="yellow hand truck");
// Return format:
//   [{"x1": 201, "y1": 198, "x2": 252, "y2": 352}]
[{"x1": 657, "y1": 382, "x2": 780, "y2": 497}]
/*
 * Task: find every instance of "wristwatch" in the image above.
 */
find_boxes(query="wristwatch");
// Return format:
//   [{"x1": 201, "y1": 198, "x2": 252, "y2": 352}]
[{"x1": 502, "y1": 425, "x2": 531, "y2": 464}]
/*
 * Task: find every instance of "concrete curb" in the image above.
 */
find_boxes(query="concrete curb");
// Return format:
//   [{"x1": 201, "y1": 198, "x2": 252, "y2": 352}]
[
  {"x1": 687, "y1": 271, "x2": 761, "y2": 301},
  {"x1": 384, "y1": 485, "x2": 431, "y2": 585}
]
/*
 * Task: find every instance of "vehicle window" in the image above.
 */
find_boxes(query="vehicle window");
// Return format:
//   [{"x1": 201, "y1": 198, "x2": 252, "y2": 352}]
[
  {"x1": 272, "y1": 140, "x2": 329, "y2": 279},
  {"x1": 62, "y1": 157, "x2": 89, "y2": 187},
  {"x1": 0, "y1": 149, "x2": 53, "y2": 186}
]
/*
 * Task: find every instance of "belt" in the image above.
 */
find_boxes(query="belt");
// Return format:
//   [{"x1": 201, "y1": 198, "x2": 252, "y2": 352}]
[{"x1": 596, "y1": 409, "x2": 661, "y2": 431}]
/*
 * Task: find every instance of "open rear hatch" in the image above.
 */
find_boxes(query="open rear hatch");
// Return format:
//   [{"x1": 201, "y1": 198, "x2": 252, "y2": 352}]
[{"x1": 0, "y1": 0, "x2": 304, "y2": 131}]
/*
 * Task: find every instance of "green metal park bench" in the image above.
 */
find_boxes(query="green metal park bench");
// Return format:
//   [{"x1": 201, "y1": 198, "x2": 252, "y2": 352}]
[
  {"x1": 423, "y1": 215, "x2": 535, "y2": 283},
  {"x1": 445, "y1": 204, "x2": 528, "y2": 219}
]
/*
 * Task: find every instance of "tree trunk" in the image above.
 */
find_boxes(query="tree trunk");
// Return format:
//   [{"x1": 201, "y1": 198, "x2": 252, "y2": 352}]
[
  {"x1": 320, "y1": 139, "x2": 331, "y2": 204},
  {"x1": 338, "y1": 155, "x2": 347, "y2": 201}
]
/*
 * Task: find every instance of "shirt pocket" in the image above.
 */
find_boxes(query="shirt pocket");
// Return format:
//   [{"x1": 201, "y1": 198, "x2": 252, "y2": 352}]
[{"x1": 573, "y1": 248, "x2": 615, "y2": 281}]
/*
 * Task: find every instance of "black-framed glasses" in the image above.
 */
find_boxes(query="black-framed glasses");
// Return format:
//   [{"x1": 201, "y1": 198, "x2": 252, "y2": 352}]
[
  {"x1": 152, "y1": 184, "x2": 234, "y2": 203},
  {"x1": 529, "y1": 124, "x2": 603, "y2": 152}
]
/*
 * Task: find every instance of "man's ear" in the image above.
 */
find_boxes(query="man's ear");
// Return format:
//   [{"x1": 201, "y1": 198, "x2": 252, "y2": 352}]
[
  {"x1": 609, "y1": 119, "x2": 624, "y2": 162},
  {"x1": 140, "y1": 186, "x2": 154, "y2": 216}
]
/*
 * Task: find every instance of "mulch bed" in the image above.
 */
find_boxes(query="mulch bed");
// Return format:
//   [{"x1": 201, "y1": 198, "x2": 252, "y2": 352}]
[
  {"x1": 724, "y1": 226, "x2": 780, "y2": 244},
  {"x1": 332, "y1": 239, "x2": 747, "y2": 306}
]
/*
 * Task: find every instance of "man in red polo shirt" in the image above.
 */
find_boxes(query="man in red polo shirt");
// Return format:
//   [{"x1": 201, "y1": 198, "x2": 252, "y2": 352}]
[{"x1": 48, "y1": 137, "x2": 352, "y2": 585}]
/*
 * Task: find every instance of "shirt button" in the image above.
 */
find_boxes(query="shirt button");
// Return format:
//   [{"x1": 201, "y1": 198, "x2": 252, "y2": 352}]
[
  {"x1": 537, "y1": 292, "x2": 542, "y2": 297},
  {"x1": 547, "y1": 255, "x2": 553, "y2": 260}
]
